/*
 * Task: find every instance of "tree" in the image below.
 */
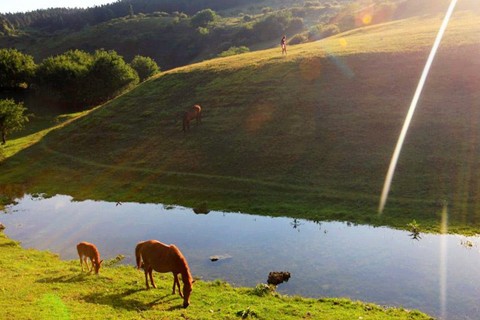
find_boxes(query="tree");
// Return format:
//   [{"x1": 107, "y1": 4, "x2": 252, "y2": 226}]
[
  {"x1": 130, "y1": 55, "x2": 160, "y2": 81},
  {"x1": 0, "y1": 99, "x2": 29, "y2": 145},
  {"x1": 86, "y1": 49, "x2": 139, "y2": 104},
  {"x1": 0, "y1": 48, "x2": 36, "y2": 89},
  {"x1": 190, "y1": 9, "x2": 217, "y2": 28},
  {"x1": 252, "y1": 12, "x2": 291, "y2": 41},
  {"x1": 34, "y1": 50, "x2": 93, "y2": 108},
  {"x1": 35, "y1": 49, "x2": 138, "y2": 109}
]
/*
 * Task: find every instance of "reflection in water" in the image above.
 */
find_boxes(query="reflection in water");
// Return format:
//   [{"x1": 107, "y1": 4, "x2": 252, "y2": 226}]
[
  {"x1": 290, "y1": 218, "x2": 302, "y2": 231},
  {"x1": 0, "y1": 184, "x2": 26, "y2": 209},
  {"x1": 409, "y1": 232, "x2": 422, "y2": 241},
  {"x1": 2, "y1": 194, "x2": 480, "y2": 320}
]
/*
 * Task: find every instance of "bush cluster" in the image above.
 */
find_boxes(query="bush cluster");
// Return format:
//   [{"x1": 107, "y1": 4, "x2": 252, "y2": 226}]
[{"x1": 0, "y1": 48, "x2": 159, "y2": 110}]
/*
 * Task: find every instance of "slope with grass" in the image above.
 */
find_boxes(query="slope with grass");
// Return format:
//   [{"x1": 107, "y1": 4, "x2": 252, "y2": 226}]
[
  {"x1": 1, "y1": 11, "x2": 480, "y2": 234},
  {"x1": 0, "y1": 232, "x2": 432, "y2": 319}
]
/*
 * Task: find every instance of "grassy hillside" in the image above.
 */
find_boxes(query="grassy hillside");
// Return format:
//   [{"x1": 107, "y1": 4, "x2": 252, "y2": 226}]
[{"x1": 1, "y1": 10, "x2": 480, "y2": 234}]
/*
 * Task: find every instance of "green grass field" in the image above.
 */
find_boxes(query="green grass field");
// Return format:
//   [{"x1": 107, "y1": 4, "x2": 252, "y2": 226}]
[
  {"x1": 0, "y1": 232, "x2": 432, "y2": 319},
  {"x1": 1, "y1": 11, "x2": 480, "y2": 236}
]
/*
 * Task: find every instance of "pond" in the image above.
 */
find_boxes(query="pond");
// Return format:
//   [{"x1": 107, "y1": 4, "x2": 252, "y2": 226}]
[{"x1": 2, "y1": 194, "x2": 480, "y2": 320}]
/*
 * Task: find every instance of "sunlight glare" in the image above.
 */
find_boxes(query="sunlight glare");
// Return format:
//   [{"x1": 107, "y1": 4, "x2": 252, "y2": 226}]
[
  {"x1": 362, "y1": 14, "x2": 372, "y2": 25},
  {"x1": 378, "y1": 0, "x2": 458, "y2": 214}
]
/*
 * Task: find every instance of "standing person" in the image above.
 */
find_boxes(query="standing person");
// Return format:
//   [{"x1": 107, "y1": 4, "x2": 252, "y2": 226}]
[{"x1": 281, "y1": 35, "x2": 287, "y2": 55}]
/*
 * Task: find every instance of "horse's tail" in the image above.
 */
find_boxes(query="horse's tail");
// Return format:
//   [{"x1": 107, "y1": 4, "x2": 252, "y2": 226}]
[{"x1": 135, "y1": 242, "x2": 143, "y2": 269}]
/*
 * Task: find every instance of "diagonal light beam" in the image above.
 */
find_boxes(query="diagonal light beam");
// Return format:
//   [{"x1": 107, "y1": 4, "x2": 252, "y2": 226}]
[{"x1": 378, "y1": 0, "x2": 458, "y2": 214}]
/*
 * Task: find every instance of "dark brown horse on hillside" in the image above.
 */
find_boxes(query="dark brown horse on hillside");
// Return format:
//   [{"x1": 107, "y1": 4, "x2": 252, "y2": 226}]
[
  {"x1": 135, "y1": 240, "x2": 194, "y2": 308},
  {"x1": 182, "y1": 104, "x2": 201, "y2": 132}
]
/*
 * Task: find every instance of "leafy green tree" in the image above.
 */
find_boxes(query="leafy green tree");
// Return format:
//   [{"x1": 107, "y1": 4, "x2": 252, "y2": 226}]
[
  {"x1": 0, "y1": 49, "x2": 36, "y2": 89},
  {"x1": 0, "y1": 99, "x2": 29, "y2": 145},
  {"x1": 130, "y1": 55, "x2": 160, "y2": 81},
  {"x1": 252, "y1": 12, "x2": 291, "y2": 41},
  {"x1": 34, "y1": 50, "x2": 93, "y2": 108},
  {"x1": 0, "y1": 17, "x2": 14, "y2": 36},
  {"x1": 86, "y1": 49, "x2": 139, "y2": 104},
  {"x1": 190, "y1": 9, "x2": 218, "y2": 28},
  {"x1": 35, "y1": 49, "x2": 138, "y2": 108},
  {"x1": 285, "y1": 17, "x2": 304, "y2": 35}
]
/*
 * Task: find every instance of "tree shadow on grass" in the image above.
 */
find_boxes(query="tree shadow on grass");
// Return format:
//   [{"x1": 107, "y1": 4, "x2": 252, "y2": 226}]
[{"x1": 82, "y1": 289, "x2": 179, "y2": 311}]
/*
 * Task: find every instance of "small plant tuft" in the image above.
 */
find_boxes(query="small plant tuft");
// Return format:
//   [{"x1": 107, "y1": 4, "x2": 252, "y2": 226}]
[
  {"x1": 103, "y1": 254, "x2": 125, "y2": 267},
  {"x1": 236, "y1": 306, "x2": 258, "y2": 319},
  {"x1": 251, "y1": 283, "x2": 276, "y2": 296},
  {"x1": 407, "y1": 220, "x2": 422, "y2": 240}
]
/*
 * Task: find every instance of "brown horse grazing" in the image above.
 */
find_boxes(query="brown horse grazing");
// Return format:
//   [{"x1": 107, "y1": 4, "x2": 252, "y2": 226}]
[
  {"x1": 76, "y1": 242, "x2": 103, "y2": 274},
  {"x1": 182, "y1": 104, "x2": 201, "y2": 132},
  {"x1": 135, "y1": 240, "x2": 193, "y2": 308}
]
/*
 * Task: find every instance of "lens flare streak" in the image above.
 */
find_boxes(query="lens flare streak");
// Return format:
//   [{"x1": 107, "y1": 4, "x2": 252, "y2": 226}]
[{"x1": 378, "y1": 0, "x2": 458, "y2": 214}]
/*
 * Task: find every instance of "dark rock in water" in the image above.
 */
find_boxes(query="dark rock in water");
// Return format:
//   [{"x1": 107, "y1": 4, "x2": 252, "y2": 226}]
[
  {"x1": 193, "y1": 202, "x2": 210, "y2": 214},
  {"x1": 209, "y1": 254, "x2": 232, "y2": 262},
  {"x1": 193, "y1": 207, "x2": 210, "y2": 214},
  {"x1": 0, "y1": 223, "x2": 5, "y2": 231},
  {"x1": 267, "y1": 271, "x2": 291, "y2": 285}
]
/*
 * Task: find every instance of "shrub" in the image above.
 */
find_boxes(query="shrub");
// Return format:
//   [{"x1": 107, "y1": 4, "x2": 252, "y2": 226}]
[
  {"x1": 288, "y1": 33, "x2": 308, "y2": 45},
  {"x1": 130, "y1": 55, "x2": 160, "y2": 81},
  {"x1": 286, "y1": 17, "x2": 304, "y2": 35},
  {"x1": 35, "y1": 49, "x2": 138, "y2": 109},
  {"x1": 217, "y1": 46, "x2": 250, "y2": 57},
  {"x1": 86, "y1": 49, "x2": 139, "y2": 104},
  {"x1": 243, "y1": 15, "x2": 252, "y2": 22},
  {"x1": 308, "y1": 23, "x2": 340, "y2": 41},
  {"x1": 34, "y1": 50, "x2": 93, "y2": 107},
  {"x1": 304, "y1": 1, "x2": 320, "y2": 7},
  {"x1": 0, "y1": 48, "x2": 36, "y2": 89},
  {"x1": 191, "y1": 9, "x2": 218, "y2": 28},
  {"x1": 0, "y1": 99, "x2": 29, "y2": 144},
  {"x1": 251, "y1": 283, "x2": 276, "y2": 297}
]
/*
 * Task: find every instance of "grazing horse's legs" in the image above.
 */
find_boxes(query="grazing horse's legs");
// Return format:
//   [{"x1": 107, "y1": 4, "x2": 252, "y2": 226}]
[
  {"x1": 148, "y1": 267, "x2": 157, "y2": 288},
  {"x1": 144, "y1": 266, "x2": 150, "y2": 289},
  {"x1": 173, "y1": 273, "x2": 182, "y2": 297},
  {"x1": 85, "y1": 257, "x2": 92, "y2": 272}
]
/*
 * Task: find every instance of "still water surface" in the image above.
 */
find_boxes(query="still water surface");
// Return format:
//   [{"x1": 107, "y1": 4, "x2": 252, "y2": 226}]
[{"x1": 2, "y1": 194, "x2": 480, "y2": 319}]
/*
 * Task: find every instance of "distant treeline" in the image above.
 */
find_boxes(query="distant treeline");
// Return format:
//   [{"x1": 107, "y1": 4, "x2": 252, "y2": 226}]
[{"x1": 0, "y1": 0, "x2": 258, "y2": 32}]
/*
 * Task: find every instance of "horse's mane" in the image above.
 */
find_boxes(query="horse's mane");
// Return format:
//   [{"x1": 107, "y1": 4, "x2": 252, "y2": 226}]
[
  {"x1": 170, "y1": 245, "x2": 193, "y2": 284},
  {"x1": 91, "y1": 245, "x2": 101, "y2": 262}
]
